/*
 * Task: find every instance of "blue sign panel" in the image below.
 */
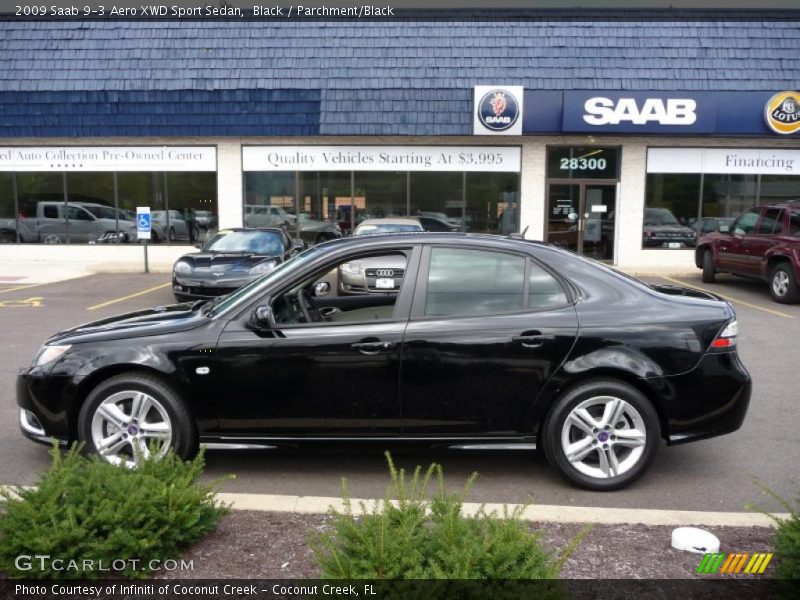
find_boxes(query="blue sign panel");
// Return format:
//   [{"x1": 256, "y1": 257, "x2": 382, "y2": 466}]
[
  {"x1": 136, "y1": 207, "x2": 151, "y2": 241},
  {"x1": 522, "y1": 90, "x2": 783, "y2": 136}
]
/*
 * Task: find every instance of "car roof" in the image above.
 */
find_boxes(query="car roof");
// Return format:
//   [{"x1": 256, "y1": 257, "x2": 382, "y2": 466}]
[
  {"x1": 357, "y1": 217, "x2": 422, "y2": 227},
  {"x1": 215, "y1": 227, "x2": 285, "y2": 233}
]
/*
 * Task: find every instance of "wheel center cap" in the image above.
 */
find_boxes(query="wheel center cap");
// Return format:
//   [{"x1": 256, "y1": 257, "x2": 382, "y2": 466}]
[
  {"x1": 597, "y1": 431, "x2": 610, "y2": 443},
  {"x1": 127, "y1": 424, "x2": 139, "y2": 435}
]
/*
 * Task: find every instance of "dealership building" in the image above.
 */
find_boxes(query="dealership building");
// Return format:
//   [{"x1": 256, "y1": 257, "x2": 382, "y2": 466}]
[{"x1": 1, "y1": 12, "x2": 799, "y2": 269}]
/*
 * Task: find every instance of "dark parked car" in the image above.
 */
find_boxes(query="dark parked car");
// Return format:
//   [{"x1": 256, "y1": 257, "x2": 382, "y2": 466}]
[
  {"x1": 642, "y1": 208, "x2": 696, "y2": 248},
  {"x1": 18, "y1": 233, "x2": 750, "y2": 490},
  {"x1": 696, "y1": 203, "x2": 800, "y2": 303},
  {"x1": 172, "y1": 228, "x2": 302, "y2": 302},
  {"x1": 692, "y1": 217, "x2": 735, "y2": 237}
]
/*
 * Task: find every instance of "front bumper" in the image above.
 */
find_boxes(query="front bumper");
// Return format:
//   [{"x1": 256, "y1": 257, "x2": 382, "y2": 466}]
[
  {"x1": 172, "y1": 275, "x2": 254, "y2": 300},
  {"x1": 17, "y1": 369, "x2": 72, "y2": 446}
]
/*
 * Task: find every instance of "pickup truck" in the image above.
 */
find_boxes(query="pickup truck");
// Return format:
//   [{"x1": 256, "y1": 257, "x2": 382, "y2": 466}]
[{"x1": 7, "y1": 201, "x2": 136, "y2": 244}]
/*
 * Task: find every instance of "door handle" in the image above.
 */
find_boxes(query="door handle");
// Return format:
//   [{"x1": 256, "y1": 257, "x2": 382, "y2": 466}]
[
  {"x1": 512, "y1": 332, "x2": 555, "y2": 348},
  {"x1": 351, "y1": 340, "x2": 394, "y2": 355}
]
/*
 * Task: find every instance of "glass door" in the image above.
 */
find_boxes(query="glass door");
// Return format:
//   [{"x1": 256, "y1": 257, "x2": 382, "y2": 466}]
[{"x1": 546, "y1": 183, "x2": 616, "y2": 261}]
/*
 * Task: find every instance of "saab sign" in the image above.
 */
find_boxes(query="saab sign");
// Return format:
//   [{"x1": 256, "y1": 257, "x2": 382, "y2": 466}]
[
  {"x1": 473, "y1": 86, "x2": 523, "y2": 136},
  {"x1": 563, "y1": 92, "x2": 714, "y2": 133}
]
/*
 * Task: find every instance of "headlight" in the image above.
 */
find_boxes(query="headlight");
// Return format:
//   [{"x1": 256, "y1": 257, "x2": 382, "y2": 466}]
[
  {"x1": 34, "y1": 344, "x2": 71, "y2": 368},
  {"x1": 340, "y1": 261, "x2": 363, "y2": 275},
  {"x1": 249, "y1": 260, "x2": 278, "y2": 275},
  {"x1": 174, "y1": 260, "x2": 193, "y2": 275}
]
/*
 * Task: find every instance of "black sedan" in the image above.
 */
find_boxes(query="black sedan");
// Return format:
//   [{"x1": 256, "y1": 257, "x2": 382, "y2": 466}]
[
  {"x1": 18, "y1": 234, "x2": 751, "y2": 490},
  {"x1": 171, "y1": 228, "x2": 302, "y2": 302}
]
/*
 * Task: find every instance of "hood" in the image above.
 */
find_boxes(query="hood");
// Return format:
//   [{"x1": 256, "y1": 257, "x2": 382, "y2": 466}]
[
  {"x1": 178, "y1": 252, "x2": 280, "y2": 272},
  {"x1": 48, "y1": 303, "x2": 207, "y2": 344}
]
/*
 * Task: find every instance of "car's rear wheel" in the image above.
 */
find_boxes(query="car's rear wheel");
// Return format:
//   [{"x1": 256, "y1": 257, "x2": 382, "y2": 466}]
[
  {"x1": 543, "y1": 379, "x2": 659, "y2": 491},
  {"x1": 78, "y1": 373, "x2": 196, "y2": 468},
  {"x1": 769, "y1": 262, "x2": 800, "y2": 304},
  {"x1": 702, "y1": 249, "x2": 716, "y2": 283}
]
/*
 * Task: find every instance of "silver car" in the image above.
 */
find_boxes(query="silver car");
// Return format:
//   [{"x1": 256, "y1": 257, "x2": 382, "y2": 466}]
[{"x1": 338, "y1": 218, "x2": 423, "y2": 294}]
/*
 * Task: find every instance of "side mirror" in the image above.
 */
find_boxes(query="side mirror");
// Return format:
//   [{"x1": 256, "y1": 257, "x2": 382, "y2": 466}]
[
  {"x1": 292, "y1": 239, "x2": 306, "y2": 251},
  {"x1": 193, "y1": 242, "x2": 203, "y2": 249},
  {"x1": 251, "y1": 305, "x2": 275, "y2": 330},
  {"x1": 718, "y1": 224, "x2": 730, "y2": 233},
  {"x1": 313, "y1": 281, "x2": 331, "y2": 297}
]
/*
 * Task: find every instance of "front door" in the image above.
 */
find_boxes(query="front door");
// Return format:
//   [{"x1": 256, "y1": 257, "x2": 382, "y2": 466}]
[
  {"x1": 546, "y1": 183, "x2": 616, "y2": 262},
  {"x1": 211, "y1": 246, "x2": 421, "y2": 437}
]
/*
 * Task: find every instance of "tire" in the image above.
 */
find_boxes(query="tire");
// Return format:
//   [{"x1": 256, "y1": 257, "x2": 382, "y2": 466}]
[
  {"x1": 702, "y1": 249, "x2": 716, "y2": 283},
  {"x1": 78, "y1": 373, "x2": 197, "y2": 467},
  {"x1": 168, "y1": 227, "x2": 176, "y2": 242},
  {"x1": 542, "y1": 379, "x2": 660, "y2": 491},
  {"x1": 769, "y1": 262, "x2": 800, "y2": 304},
  {"x1": 150, "y1": 231, "x2": 160, "y2": 243},
  {"x1": 42, "y1": 234, "x2": 62, "y2": 244},
  {"x1": 0, "y1": 231, "x2": 15, "y2": 243}
]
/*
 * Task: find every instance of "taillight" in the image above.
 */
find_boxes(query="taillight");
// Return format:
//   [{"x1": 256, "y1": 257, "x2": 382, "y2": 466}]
[{"x1": 710, "y1": 320, "x2": 737, "y2": 349}]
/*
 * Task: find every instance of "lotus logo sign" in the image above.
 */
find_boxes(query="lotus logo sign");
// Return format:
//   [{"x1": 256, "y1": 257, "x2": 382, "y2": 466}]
[
  {"x1": 765, "y1": 91, "x2": 800, "y2": 135},
  {"x1": 473, "y1": 86, "x2": 523, "y2": 135}
]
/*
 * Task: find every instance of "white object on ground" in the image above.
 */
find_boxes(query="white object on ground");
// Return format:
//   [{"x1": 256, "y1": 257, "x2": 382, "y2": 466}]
[{"x1": 671, "y1": 527, "x2": 720, "y2": 554}]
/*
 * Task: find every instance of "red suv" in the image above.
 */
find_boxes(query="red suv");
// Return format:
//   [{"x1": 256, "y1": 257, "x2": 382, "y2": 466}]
[{"x1": 695, "y1": 203, "x2": 800, "y2": 303}]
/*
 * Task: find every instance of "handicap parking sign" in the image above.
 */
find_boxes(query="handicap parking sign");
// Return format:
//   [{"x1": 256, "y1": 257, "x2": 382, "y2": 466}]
[{"x1": 136, "y1": 206, "x2": 151, "y2": 241}]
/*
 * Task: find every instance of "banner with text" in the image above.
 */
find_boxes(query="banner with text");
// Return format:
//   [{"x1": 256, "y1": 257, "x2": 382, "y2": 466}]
[
  {"x1": 242, "y1": 145, "x2": 521, "y2": 173},
  {"x1": 0, "y1": 146, "x2": 217, "y2": 172}
]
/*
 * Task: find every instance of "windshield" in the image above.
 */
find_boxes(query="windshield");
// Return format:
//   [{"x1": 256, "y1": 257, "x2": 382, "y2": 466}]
[
  {"x1": 643, "y1": 209, "x2": 680, "y2": 226},
  {"x1": 208, "y1": 246, "x2": 322, "y2": 317},
  {"x1": 355, "y1": 223, "x2": 423, "y2": 235},
  {"x1": 204, "y1": 230, "x2": 284, "y2": 254},
  {"x1": 83, "y1": 205, "x2": 127, "y2": 220}
]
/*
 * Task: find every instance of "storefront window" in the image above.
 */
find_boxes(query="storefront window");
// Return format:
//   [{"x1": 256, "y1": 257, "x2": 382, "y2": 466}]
[
  {"x1": 167, "y1": 171, "x2": 217, "y2": 244},
  {"x1": 466, "y1": 172, "x2": 519, "y2": 234},
  {"x1": 409, "y1": 172, "x2": 463, "y2": 229},
  {"x1": 0, "y1": 173, "x2": 15, "y2": 243},
  {"x1": 702, "y1": 174, "x2": 757, "y2": 220},
  {"x1": 645, "y1": 173, "x2": 701, "y2": 228},
  {"x1": 759, "y1": 174, "x2": 800, "y2": 205}
]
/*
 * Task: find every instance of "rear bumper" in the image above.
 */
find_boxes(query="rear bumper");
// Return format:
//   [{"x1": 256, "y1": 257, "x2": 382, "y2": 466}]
[{"x1": 656, "y1": 351, "x2": 752, "y2": 445}]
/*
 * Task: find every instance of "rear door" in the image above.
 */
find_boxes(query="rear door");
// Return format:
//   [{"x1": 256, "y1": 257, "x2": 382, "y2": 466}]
[
  {"x1": 747, "y1": 207, "x2": 785, "y2": 276},
  {"x1": 399, "y1": 245, "x2": 579, "y2": 436}
]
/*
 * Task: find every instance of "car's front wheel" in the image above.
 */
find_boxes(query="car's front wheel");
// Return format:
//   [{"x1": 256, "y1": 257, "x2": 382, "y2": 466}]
[
  {"x1": 769, "y1": 262, "x2": 800, "y2": 304},
  {"x1": 543, "y1": 379, "x2": 659, "y2": 491},
  {"x1": 702, "y1": 249, "x2": 716, "y2": 283},
  {"x1": 78, "y1": 373, "x2": 196, "y2": 468}
]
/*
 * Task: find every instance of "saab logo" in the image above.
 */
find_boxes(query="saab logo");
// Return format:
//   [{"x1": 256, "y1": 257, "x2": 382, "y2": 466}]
[
  {"x1": 583, "y1": 97, "x2": 697, "y2": 126},
  {"x1": 765, "y1": 91, "x2": 800, "y2": 135},
  {"x1": 478, "y1": 89, "x2": 520, "y2": 132},
  {"x1": 696, "y1": 552, "x2": 773, "y2": 575}
]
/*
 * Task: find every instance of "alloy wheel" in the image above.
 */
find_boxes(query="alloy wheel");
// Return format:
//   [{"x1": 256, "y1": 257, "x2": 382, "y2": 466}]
[
  {"x1": 90, "y1": 390, "x2": 173, "y2": 467},
  {"x1": 772, "y1": 270, "x2": 789, "y2": 297},
  {"x1": 560, "y1": 395, "x2": 646, "y2": 479}
]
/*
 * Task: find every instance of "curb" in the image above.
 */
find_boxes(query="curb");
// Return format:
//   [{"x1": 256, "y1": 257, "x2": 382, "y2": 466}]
[{"x1": 215, "y1": 492, "x2": 789, "y2": 528}]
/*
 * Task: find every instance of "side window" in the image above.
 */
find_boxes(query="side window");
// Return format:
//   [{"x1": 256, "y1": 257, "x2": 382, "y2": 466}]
[
  {"x1": 66, "y1": 206, "x2": 93, "y2": 221},
  {"x1": 757, "y1": 208, "x2": 782, "y2": 235},
  {"x1": 732, "y1": 209, "x2": 759, "y2": 235},
  {"x1": 42, "y1": 205, "x2": 59, "y2": 219},
  {"x1": 790, "y1": 211, "x2": 800, "y2": 237},
  {"x1": 528, "y1": 262, "x2": 569, "y2": 309},
  {"x1": 425, "y1": 248, "x2": 525, "y2": 317}
]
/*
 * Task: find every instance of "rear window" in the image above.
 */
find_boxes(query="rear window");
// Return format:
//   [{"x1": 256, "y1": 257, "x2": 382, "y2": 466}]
[{"x1": 355, "y1": 223, "x2": 423, "y2": 235}]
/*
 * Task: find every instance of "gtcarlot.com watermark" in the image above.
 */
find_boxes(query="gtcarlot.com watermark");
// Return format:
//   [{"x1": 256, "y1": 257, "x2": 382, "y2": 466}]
[{"x1": 14, "y1": 553, "x2": 194, "y2": 573}]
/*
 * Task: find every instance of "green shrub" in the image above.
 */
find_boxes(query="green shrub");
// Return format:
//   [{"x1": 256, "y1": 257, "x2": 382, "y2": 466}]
[
  {"x1": 0, "y1": 443, "x2": 229, "y2": 579},
  {"x1": 311, "y1": 452, "x2": 585, "y2": 580},
  {"x1": 750, "y1": 483, "x2": 800, "y2": 581}
]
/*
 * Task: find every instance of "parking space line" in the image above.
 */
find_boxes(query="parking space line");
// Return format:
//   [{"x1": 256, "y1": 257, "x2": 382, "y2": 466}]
[
  {"x1": 0, "y1": 282, "x2": 50, "y2": 295},
  {"x1": 661, "y1": 276, "x2": 795, "y2": 319},
  {"x1": 86, "y1": 282, "x2": 172, "y2": 311}
]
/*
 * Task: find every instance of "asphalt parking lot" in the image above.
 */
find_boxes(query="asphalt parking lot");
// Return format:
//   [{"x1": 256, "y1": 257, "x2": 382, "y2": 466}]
[{"x1": 1, "y1": 271, "x2": 798, "y2": 513}]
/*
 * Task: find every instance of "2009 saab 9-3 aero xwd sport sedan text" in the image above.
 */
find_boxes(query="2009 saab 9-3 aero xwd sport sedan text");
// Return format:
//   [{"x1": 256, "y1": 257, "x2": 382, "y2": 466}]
[{"x1": 17, "y1": 233, "x2": 751, "y2": 490}]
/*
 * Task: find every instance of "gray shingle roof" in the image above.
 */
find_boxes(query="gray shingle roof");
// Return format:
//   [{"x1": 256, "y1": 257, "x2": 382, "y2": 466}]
[{"x1": 1, "y1": 17, "x2": 798, "y2": 136}]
